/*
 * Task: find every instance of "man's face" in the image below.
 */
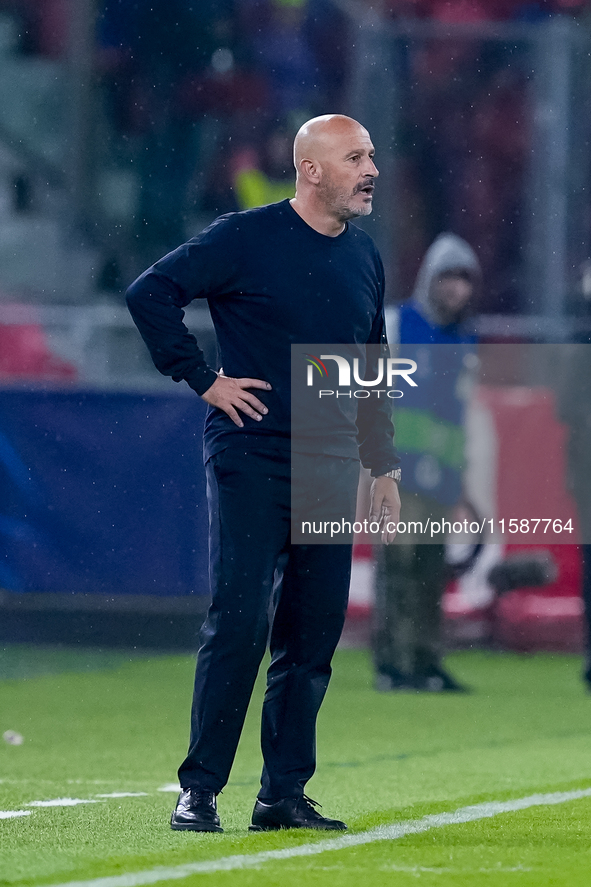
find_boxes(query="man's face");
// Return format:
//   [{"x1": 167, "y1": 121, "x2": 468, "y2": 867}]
[
  {"x1": 317, "y1": 126, "x2": 379, "y2": 221},
  {"x1": 431, "y1": 271, "x2": 474, "y2": 323}
]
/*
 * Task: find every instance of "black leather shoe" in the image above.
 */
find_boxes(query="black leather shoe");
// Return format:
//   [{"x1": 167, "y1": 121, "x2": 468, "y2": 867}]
[
  {"x1": 249, "y1": 795, "x2": 347, "y2": 831},
  {"x1": 170, "y1": 788, "x2": 223, "y2": 832}
]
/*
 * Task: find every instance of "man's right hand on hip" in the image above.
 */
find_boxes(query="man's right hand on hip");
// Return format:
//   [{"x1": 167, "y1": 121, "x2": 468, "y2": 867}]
[{"x1": 201, "y1": 374, "x2": 271, "y2": 427}]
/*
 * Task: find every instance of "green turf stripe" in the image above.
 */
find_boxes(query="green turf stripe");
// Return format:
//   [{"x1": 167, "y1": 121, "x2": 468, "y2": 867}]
[{"x1": 41, "y1": 787, "x2": 591, "y2": 887}]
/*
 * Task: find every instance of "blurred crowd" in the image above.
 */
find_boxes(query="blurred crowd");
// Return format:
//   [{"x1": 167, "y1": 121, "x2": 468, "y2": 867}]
[
  {"x1": 0, "y1": 0, "x2": 589, "y2": 308},
  {"x1": 381, "y1": 0, "x2": 587, "y2": 20},
  {"x1": 92, "y1": 0, "x2": 350, "y2": 254},
  {"x1": 2, "y1": 0, "x2": 586, "y2": 59}
]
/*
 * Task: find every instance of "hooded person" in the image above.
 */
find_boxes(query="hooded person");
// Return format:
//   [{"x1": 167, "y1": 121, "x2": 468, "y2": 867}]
[
  {"x1": 372, "y1": 233, "x2": 480, "y2": 692},
  {"x1": 399, "y1": 232, "x2": 480, "y2": 342}
]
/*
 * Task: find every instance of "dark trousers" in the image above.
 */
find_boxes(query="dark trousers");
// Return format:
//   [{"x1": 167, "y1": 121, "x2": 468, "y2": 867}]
[
  {"x1": 177, "y1": 447, "x2": 357, "y2": 800},
  {"x1": 373, "y1": 543, "x2": 446, "y2": 677}
]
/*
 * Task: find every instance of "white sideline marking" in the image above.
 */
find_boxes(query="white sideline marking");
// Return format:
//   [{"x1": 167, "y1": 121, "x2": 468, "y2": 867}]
[
  {"x1": 27, "y1": 798, "x2": 100, "y2": 807},
  {"x1": 380, "y1": 864, "x2": 531, "y2": 874},
  {"x1": 96, "y1": 793, "x2": 149, "y2": 799},
  {"x1": 0, "y1": 810, "x2": 31, "y2": 819},
  {"x1": 157, "y1": 784, "x2": 180, "y2": 793},
  {"x1": 44, "y1": 787, "x2": 591, "y2": 887}
]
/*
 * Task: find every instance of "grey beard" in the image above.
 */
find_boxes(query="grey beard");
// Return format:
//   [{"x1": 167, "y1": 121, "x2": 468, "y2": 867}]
[{"x1": 334, "y1": 194, "x2": 373, "y2": 221}]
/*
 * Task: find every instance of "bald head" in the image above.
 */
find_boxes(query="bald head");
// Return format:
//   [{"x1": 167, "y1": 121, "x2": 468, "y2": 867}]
[
  {"x1": 293, "y1": 115, "x2": 370, "y2": 171},
  {"x1": 290, "y1": 114, "x2": 378, "y2": 233}
]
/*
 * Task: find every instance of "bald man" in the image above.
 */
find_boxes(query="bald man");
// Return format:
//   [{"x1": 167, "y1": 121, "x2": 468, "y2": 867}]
[{"x1": 127, "y1": 115, "x2": 401, "y2": 833}]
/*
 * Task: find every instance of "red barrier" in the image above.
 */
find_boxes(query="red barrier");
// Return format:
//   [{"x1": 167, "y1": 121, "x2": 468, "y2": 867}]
[{"x1": 0, "y1": 324, "x2": 77, "y2": 381}]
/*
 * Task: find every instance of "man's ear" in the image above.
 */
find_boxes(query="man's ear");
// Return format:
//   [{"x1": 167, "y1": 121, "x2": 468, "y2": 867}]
[{"x1": 299, "y1": 158, "x2": 321, "y2": 185}]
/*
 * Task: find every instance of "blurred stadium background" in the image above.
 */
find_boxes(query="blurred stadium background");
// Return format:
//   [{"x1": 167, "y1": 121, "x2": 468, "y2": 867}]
[{"x1": 1, "y1": 0, "x2": 591, "y2": 653}]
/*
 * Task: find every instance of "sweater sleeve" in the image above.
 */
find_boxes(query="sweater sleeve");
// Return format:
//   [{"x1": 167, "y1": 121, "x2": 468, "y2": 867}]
[
  {"x1": 356, "y1": 256, "x2": 400, "y2": 477},
  {"x1": 125, "y1": 215, "x2": 241, "y2": 395}
]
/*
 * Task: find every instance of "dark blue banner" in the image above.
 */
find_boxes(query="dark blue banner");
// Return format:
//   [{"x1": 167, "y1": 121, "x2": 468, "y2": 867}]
[{"x1": 0, "y1": 390, "x2": 209, "y2": 596}]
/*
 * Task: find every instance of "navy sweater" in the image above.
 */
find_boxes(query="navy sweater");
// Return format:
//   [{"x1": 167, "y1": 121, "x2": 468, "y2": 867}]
[{"x1": 126, "y1": 199, "x2": 399, "y2": 476}]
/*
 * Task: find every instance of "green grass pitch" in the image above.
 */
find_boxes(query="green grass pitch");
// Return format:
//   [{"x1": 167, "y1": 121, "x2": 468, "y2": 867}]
[{"x1": 2, "y1": 646, "x2": 591, "y2": 886}]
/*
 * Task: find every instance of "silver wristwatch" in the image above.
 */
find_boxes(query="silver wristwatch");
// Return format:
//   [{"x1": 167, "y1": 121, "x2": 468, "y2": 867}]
[{"x1": 382, "y1": 468, "x2": 401, "y2": 483}]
